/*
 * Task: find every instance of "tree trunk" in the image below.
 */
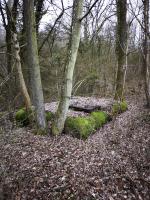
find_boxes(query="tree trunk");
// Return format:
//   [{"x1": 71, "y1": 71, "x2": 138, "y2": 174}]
[
  {"x1": 114, "y1": 0, "x2": 127, "y2": 101},
  {"x1": 0, "y1": 1, "x2": 14, "y2": 104},
  {"x1": 5, "y1": 25, "x2": 13, "y2": 105},
  {"x1": 23, "y1": 0, "x2": 46, "y2": 132},
  {"x1": 5, "y1": 27, "x2": 12, "y2": 74},
  {"x1": 52, "y1": 0, "x2": 84, "y2": 135},
  {"x1": 2, "y1": 0, "x2": 31, "y2": 110},
  {"x1": 143, "y1": 0, "x2": 150, "y2": 107},
  {"x1": 12, "y1": 33, "x2": 32, "y2": 109},
  {"x1": 20, "y1": 4, "x2": 31, "y2": 93},
  {"x1": 6, "y1": 0, "x2": 31, "y2": 110}
]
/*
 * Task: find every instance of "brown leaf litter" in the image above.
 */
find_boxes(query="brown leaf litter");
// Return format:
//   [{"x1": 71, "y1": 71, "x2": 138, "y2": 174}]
[{"x1": 0, "y1": 96, "x2": 149, "y2": 200}]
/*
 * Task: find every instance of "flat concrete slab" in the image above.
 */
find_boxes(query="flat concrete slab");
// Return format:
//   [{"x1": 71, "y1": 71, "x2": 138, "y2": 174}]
[{"x1": 45, "y1": 96, "x2": 115, "y2": 117}]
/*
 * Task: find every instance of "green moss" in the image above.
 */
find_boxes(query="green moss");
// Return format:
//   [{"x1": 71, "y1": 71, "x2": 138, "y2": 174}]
[
  {"x1": 45, "y1": 111, "x2": 53, "y2": 121},
  {"x1": 51, "y1": 124, "x2": 60, "y2": 136},
  {"x1": 37, "y1": 128, "x2": 47, "y2": 136},
  {"x1": 15, "y1": 108, "x2": 29, "y2": 126},
  {"x1": 16, "y1": 108, "x2": 54, "y2": 126},
  {"x1": 112, "y1": 103, "x2": 120, "y2": 114},
  {"x1": 33, "y1": 127, "x2": 47, "y2": 136},
  {"x1": 65, "y1": 111, "x2": 110, "y2": 139},
  {"x1": 112, "y1": 101, "x2": 128, "y2": 114},
  {"x1": 120, "y1": 101, "x2": 128, "y2": 112},
  {"x1": 65, "y1": 116, "x2": 95, "y2": 139},
  {"x1": 91, "y1": 111, "x2": 108, "y2": 129}
]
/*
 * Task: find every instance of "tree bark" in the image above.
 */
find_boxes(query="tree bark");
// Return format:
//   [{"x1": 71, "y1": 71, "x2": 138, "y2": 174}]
[
  {"x1": 7, "y1": 0, "x2": 31, "y2": 110},
  {"x1": 114, "y1": 0, "x2": 127, "y2": 101},
  {"x1": 52, "y1": 0, "x2": 84, "y2": 135},
  {"x1": 143, "y1": 0, "x2": 150, "y2": 107},
  {"x1": 12, "y1": 33, "x2": 32, "y2": 109},
  {"x1": 3, "y1": 0, "x2": 31, "y2": 109},
  {"x1": 23, "y1": 0, "x2": 46, "y2": 132}
]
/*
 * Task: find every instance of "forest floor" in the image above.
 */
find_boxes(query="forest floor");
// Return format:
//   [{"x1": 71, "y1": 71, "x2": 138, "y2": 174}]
[{"x1": 0, "y1": 95, "x2": 150, "y2": 200}]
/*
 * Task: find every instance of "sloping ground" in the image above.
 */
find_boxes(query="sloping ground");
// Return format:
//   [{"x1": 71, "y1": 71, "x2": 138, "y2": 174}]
[{"x1": 0, "y1": 97, "x2": 150, "y2": 200}]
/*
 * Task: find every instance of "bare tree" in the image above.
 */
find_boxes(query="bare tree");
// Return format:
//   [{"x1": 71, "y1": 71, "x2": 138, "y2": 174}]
[
  {"x1": 23, "y1": 0, "x2": 46, "y2": 133},
  {"x1": 114, "y1": 0, "x2": 127, "y2": 100},
  {"x1": 52, "y1": 0, "x2": 84, "y2": 135},
  {"x1": 0, "y1": 0, "x2": 31, "y2": 109},
  {"x1": 142, "y1": 0, "x2": 150, "y2": 107},
  {"x1": 0, "y1": 0, "x2": 14, "y2": 103}
]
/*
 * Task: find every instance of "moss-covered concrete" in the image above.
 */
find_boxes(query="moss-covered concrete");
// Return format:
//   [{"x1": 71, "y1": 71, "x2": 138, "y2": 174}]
[
  {"x1": 65, "y1": 116, "x2": 95, "y2": 139},
  {"x1": 91, "y1": 111, "x2": 108, "y2": 129},
  {"x1": 112, "y1": 101, "x2": 128, "y2": 114},
  {"x1": 15, "y1": 100, "x2": 128, "y2": 139},
  {"x1": 65, "y1": 111, "x2": 109, "y2": 139},
  {"x1": 15, "y1": 108, "x2": 30, "y2": 126},
  {"x1": 15, "y1": 108, "x2": 53, "y2": 127}
]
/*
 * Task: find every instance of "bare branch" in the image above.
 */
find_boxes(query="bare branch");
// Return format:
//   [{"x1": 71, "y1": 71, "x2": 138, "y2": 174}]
[
  {"x1": 0, "y1": 0, "x2": 7, "y2": 28},
  {"x1": 38, "y1": 4, "x2": 65, "y2": 52},
  {"x1": 80, "y1": 0, "x2": 99, "y2": 21}
]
